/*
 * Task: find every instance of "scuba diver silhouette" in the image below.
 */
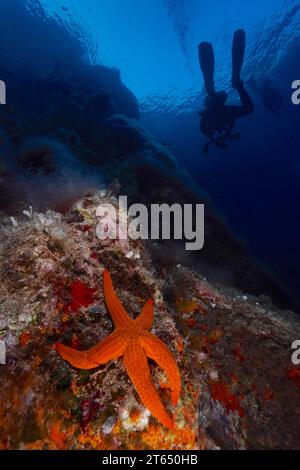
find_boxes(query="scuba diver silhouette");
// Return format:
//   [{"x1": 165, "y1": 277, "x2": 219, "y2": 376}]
[
  {"x1": 248, "y1": 77, "x2": 283, "y2": 116},
  {"x1": 198, "y1": 30, "x2": 254, "y2": 153}
]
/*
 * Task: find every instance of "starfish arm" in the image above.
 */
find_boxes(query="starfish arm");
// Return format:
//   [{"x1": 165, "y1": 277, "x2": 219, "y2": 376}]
[
  {"x1": 103, "y1": 270, "x2": 133, "y2": 328},
  {"x1": 56, "y1": 330, "x2": 127, "y2": 370},
  {"x1": 140, "y1": 332, "x2": 181, "y2": 406},
  {"x1": 56, "y1": 342, "x2": 100, "y2": 369},
  {"x1": 134, "y1": 299, "x2": 154, "y2": 329},
  {"x1": 123, "y1": 340, "x2": 174, "y2": 430}
]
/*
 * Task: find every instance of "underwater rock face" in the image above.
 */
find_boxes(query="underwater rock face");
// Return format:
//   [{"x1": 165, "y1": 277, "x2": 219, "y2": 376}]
[
  {"x1": 0, "y1": 25, "x2": 294, "y2": 316},
  {"x1": 73, "y1": 65, "x2": 140, "y2": 120},
  {"x1": 0, "y1": 1, "x2": 293, "y2": 311},
  {"x1": 0, "y1": 191, "x2": 299, "y2": 450},
  {"x1": 0, "y1": 89, "x2": 293, "y2": 310}
]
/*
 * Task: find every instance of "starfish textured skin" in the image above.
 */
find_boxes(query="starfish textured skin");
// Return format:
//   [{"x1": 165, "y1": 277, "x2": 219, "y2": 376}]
[{"x1": 56, "y1": 270, "x2": 181, "y2": 429}]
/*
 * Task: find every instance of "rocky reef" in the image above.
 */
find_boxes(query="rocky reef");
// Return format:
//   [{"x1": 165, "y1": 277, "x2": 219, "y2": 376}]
[{"x1": 0, "y1": 190, "x2": 300, "y2": 450}]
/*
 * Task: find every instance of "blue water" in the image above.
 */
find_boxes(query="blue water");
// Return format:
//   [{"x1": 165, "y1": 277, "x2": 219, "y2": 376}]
[
  {"x1": 3, "y1": 0, "x2": 300, "y2": 305},
  {"x1": 31, "y1": 0, "x2": 300, "y2": 108}
]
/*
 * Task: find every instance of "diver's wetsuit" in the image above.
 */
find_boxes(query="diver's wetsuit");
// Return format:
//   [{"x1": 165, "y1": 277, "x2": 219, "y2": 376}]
[{"x1": 200, "y1": 82, "x2": 254, "y2": 149}]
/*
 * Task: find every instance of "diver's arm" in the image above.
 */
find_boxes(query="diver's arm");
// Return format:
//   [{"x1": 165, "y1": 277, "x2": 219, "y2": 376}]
[
  {"x1": 230, "y1": 82, "x2": 255, "y2": 118},
  {"x1": 200, "y1": 118, "x2": 215, "y2": 142}
]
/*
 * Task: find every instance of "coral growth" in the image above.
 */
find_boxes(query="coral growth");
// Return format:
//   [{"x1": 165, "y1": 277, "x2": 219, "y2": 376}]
[{"x1": 0, "y1": 192, "x2": 300, "y2": 449}]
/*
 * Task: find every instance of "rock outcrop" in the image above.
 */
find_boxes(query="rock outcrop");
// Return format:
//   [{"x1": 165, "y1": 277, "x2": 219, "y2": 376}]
[{"x1": 0, "y1": 191, "x2": 299, "y2": 449}]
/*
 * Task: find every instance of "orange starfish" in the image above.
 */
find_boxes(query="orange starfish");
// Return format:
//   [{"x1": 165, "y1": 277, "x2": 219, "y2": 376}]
[{"x1": 56, "y1": 270, "x2": 181, "y2": 429}]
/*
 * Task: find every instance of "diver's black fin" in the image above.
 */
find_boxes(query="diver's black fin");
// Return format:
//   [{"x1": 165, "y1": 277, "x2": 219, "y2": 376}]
[
  {"x1": 232, "y1": 29, "x2": 246, "y2": 88},
  {"x1": 198, "y1": 42, "x2": 215, "y2": 96}
]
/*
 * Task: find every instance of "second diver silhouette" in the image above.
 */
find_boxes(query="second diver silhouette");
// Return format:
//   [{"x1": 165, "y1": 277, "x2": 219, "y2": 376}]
[
  {"x1": 199, "y1": 29, "x2": 254, "y2": 153},
  {"x1": 248, "y1": 77, "x2": 283, "y2": 116}
]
